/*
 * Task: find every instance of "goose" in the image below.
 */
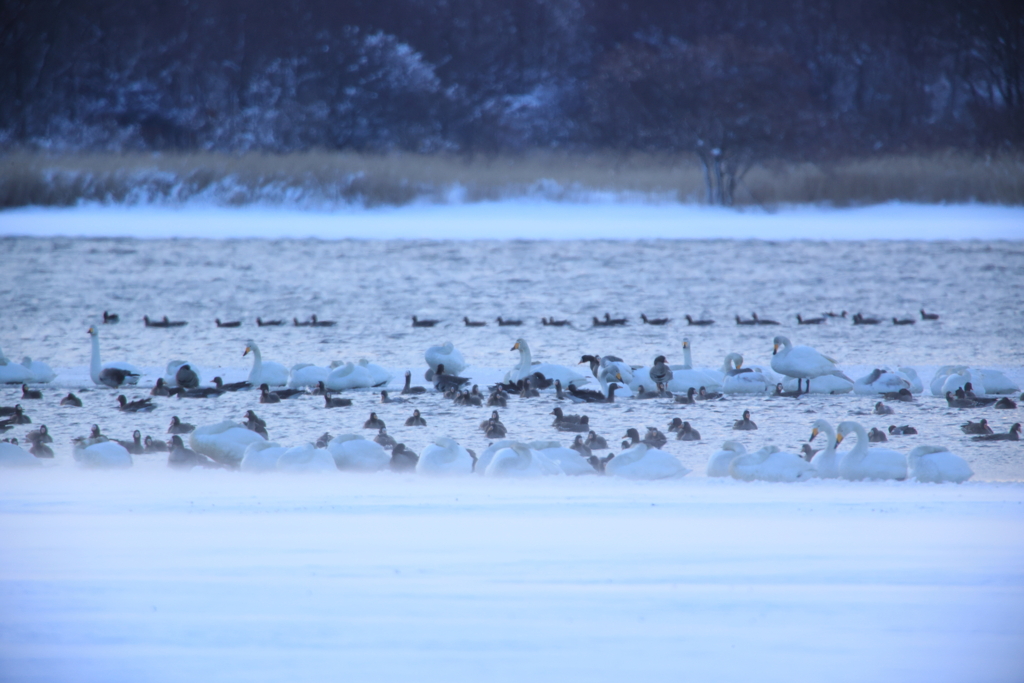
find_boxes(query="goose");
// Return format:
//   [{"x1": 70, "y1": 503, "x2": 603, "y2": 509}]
[
  {"x1": 417, "y1": 437, "x2": 476, "y2": 475},
  {"x1": 796, "y1": 314, "x2": 825, "y2": 325},
  {"x1": 852, "y1": 313, "x2": 882, "y2": 325},
  {"x1": 463, "y1": 317, "x2": 486, "y2": 327},
  {"x1": 605, "y1": 443, "x2": 689, "y2": 480},
  {"x1": 773, "y1": 383, "x2": 802, "y2": 398},
  {"x1": 517, "y1": 378, "x2": 539, "y2": 399},
  {"x1": 0, "y1": 404, "x2": 21, "y2": 417},
  {"x1": 580, "y1": 354, "x2": 633, "y2": 389},
  {"x1": 325, "y1": 362, "x2": 375, "y2": 391},
  {"x1": 0, "y1": 405, "x2": 30, "y2": 426},
  {"x1": 484, "y1": 442, "x2": 561, "y2": 477},
  {"x1": 674, "y1": 387, "x2": 697, "y2": 404},
  {"x1": 117, "y1": 395, "x2": 155, "y2": 412},
  {"x1": 556, "y1": 415, "x2": 590, "y2": 433},
  {"x1": 643, "y1": 427, "x2": 668, "y2": 448},
  {"x1": 874, "y1": 402, "x2": 894, "y2": 415},
  {"x1": 180, "y1": 386, "x2": 224, "y2": 399},
  {"x1": 946, "y1": 391, "x2": 980, "y2": 408},
  {"x1": 240, "y1": 440, "x2": 288, "y2": 472},
  {"x1": 21, "y1": 384, "x2": 42, "y2": 400},
  {"x1": 720, "y1": 354, "x2": 770, "y2": 394},
  {"x1": 603, "y1": 313, "x2": 628, "y2": 325},
  {"x1": 412, "y1": 316, "x2": 440, "y2": 328},
  {"x1": 260, "y1": 386, "x2": 281, "y2": 404},
  {"x1": 390, "y1": 444, "x2": 419, "y2": 472},
  {"x1": 641, "y1": 314, "x2": 670, "y2": 325},
  {"x1": 432, "y1": 364, "x2": 470, "y2": 393},
  {"x1": 288, "y1": 363, "x2": 330, "y2": 389},
  {"x1": 144, "y1": 436, "x2": 168, "y2": 453},
  {"x1": 405, "y1": 409, "x2": 427, "y2": 427},
  {"x1": 402, "y1": 371, "x2": 427, "y2": 395},
  {"x1": 293, "y1": 317, "x2": 312, "y2": 327},
  {"x1": 729, "y1": 445, "x2": 817, "y2": 482},
  {"x1": 374, "y1": 428, "x2": 397, "y2": 450},
  {"x1": 751, "y1": 313, "x2": 780, "y2": 326},
  {"x1": 735, "y1": 314, "x2": 757, "y2": 326},
  {"x1": 585, "y1": 431, "x2": 609, "y2": 450},
  {"x1": 551, "y1": 407, "x2": 582, "y2": 427},
  {"x1": 189, "y1": 420, "x2": 266, "y2": 468},
  {"x1": 920, "y1": 309, "x2": 940, "y2": 320},
  {"x1": 212, "y1": 377, "x2": 251, "y2": 392},
  {"x1": 243, "y1": 410, "x2": 269, "y2": 439},
  {"x1": 801, "y1": 443, "x2": 820, "y2": 461},
  {"x1": 166, "y1": 417, "x2": 194, "y2": 432},
  {"x1": 868, "y1": 427, "x2": 888, "y2": 442},
  {"x1": 243, "y1": 341, "x2": 289, "y2": 387},
  {"x1": 103, "y1": 311, "x2": 119, "y2": 324},
  {"x1": 806, "y1": 419, "x2": 839, "y2": 479},
  {"x1": 324, "y1": 394, "x2": 353, "y2": 408},
  {"x1": 87, "y1": 327, "x2": 141, "y2": 388},
  {"x1": 508, "y1": 339, "x2": 588, "y2": 387},
  {"x1": 893, "y1": 317, "x2": 915, "y2": 326},
  {"x1": 0, "y1": 441, "x2": 42, "y2": 467},
  {"x1": 496, "y1": 316, "x2": 523, "y2": 326},
  {"x1": 483, "y1": 419, "x2": 508, "y2": 439},
  {"x1": 74, "y1": 440, "x2": 132, "y2": 469},
  {"x1": 888, "y1": 425, "x2": 918, "y2": 436},
  {"x1": 666, "y1": 339, "x2": 723, "y2": 393},
  {"x1": 256, "y1": 317, "x2": 284, "y2": 326},
  {"x1": 161, "y1": 360, "x2": 201, "y2": 388},
  {"x1": 276, "y1": 444, "x2": 336, "y2": 472},
  {"x1": 961, "y1": 419, "x2": 993, "y2": 435},
  {"x1": 697, "y1": 387, "x2": 723, "y2": 400},
  {"x1": 424, "y1": 341, "x2": 466, "y2": 378},
  {"x1": 882, "y1": 388, "x2": 915, "y2": 402},
  {"x1": 907, "y1": 445, "x2": 973, "y2": 483},
  {"x1": 733, "y1": 410, "x2": 757, "y2": 430},
  {"x1": 994, "y1": 397, "x2": 1017, "y2": 409},
  {"x1": 854, "y1": 368, "x2": 910, "y2": 395},
  {"x1": 824, "y1": 310, "x2": 847, "y2": 319},
  {"x1": 60, "y1": 392, "x2": 83, "y2": 407},
  {"x1": 215, "y1": 319, "x2": 241, "y2": 328},
  {"x1": 971, "y1": 423, "x2": 1021, "y2": 441},
  {"x1": 835, "y1": 421, "x2": 907, "y2": 481},
  {"x1": 963, "y1": 383, "x2": 999, "y2": 405},
  {"x1": 568, "y1": 382, "x2": 619, "y2": 403},
  {"x1": 667, "y1": 417, "x2": 684, "y2": 433},
  {"x1": 363, "y1": 412, "x2": 385, "y2": 430},
  {"x1": 676, "y1": 422, "x2": 701, "y2": 441},
  {"x1": 325, "y1": 435, "x2": 389, "y2": 471},
  {"x1": 570, "y1": 435, "x2": 592, "y2": 458},
  {"x1": 379, "y1": 390, "x2": 405, "y2": 404},
  {"x1": 648, "y1": 356, "x2": 673, "y2": 387},
  {"x1": 0, "y1": 344, "x2": 34, "y2": 384},
  {"x1": 115, "y1": 430, "x2": 144, "y2": 455},
  {"x1": 685, "y1": 315, "x2": 715, "y2": 326},
  {"x1": 771, "y1": 336, "x2": 851, "y2": 393},
  {"x1": 174, "y1": 364, "x2": 200, "y2": 390},
  {"x1": 168, "y1": 435, "x2": 223, "y2": 470},
  {"x1": 541, "y1": 317, "x2": 570, "y2": 326},
  {"x1": 309, "y1": 315, "x2": 336, "y2": 327}
]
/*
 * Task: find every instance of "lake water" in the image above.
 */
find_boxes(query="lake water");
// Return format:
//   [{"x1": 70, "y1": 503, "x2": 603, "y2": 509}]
[{"x1": 2, "y1": 234, "x2": 1022, "y2": 479}]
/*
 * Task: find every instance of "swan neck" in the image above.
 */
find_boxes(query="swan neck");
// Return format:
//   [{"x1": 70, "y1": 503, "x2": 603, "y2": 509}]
[
  {"x1": 247, "y1": 345, "x2": 263, "y2": 383},
  {"x1": 682, "y1": 344, "x2": 692, "y2": 369}
]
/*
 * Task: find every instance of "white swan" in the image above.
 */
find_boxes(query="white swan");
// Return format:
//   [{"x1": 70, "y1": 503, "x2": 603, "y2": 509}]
[
  {"x1": 720, "y1": 353, "x2": 770, "y2": 394},
  {"x1": 277, "y1": 444, "x2": 336, "y2": 473},
  {"x1": 531, "y1": 442, "x2": 594, "y2": 476},
  {"x1": 243, "y1": 341, "x2": 289, "y2": 387},
  {"x1": 853, "y1": 368, "x2": 910, "y2": 395},
  {"x1": 326, "y1": 435, "x2": 389, "y2": 472},
  {"x1": 73, "y1": 441, "x2": 133, "y2": 469},
  {"x1": 288, "y1": 363, "x2": 330, "y2": 389},
  {"x1": 666, "y1": 338, "x2": 722, "y2": 392},
  {"x1": 836, "y1": 421, "x2": 907, "y2": 481},
  {"x1": 417, "y1": 437, "x2": 476, "y2": 475},
  {"x1": 907, "y1": 445, "x2": 973, "y2": 483},
  {"x1": 0, "y1": 441, "x2": 42, "y2": 467},
  {"x1": 240, "y1": 441, "x2": 288, "y2": 472},
  {"x1": 484, "y1": 442, "x2": 562, "y2": 477},
  {"x1": 476, "y1": 439, "x2": 518, "y2": 473},
  {"x1": 425, "y1": 341, "x2": 466, "y2": 379},
  {"x1": 972, "y1": 369, "x2": 1019, "y2": 395},
  {"x1": 163, "y1": 360, "x2": 202, "y2": 388},
  {"x1": 189, "y1": 421, "x2": 266, "y2": 468},
  {"x1": 507, "y1": 338, "x2": 589, "y2": 387},
  {"x1": 0, "y1": 344, "x2": 33, "y2": 384},
  {"x1": 930, "y1": 366, "x2": 1017, "y2": 396},
  {"x1": 19, "y1": 357, "x2": 55, "y2": 383},
  {"x1": 930, "y1": 365, "x2": 968, "y2": 396},
  {"x1": 896, "y1": 367, "x2": 924, "y2": 394},
  {"x1": 88, "y1": 327, "x2": 141, "y2": 388},
  {"x1": 707, "y1": 441, "x2": 747, "y2": 477},
  {"x1": 729, "y1": 445, "x2": 817, "y2": 482},
  {"x1": 771, "y1": 336, "x2": 851, "y2": 392},
  {"x1": 325, "y1": 362, "x2": 375, "y2": 391},
  {"x1": 358, "y1": 359, "x2": 392, "y2": 387},
  {"x1": 605, "y1": 444, "x2": 690, "y2": 480},
  {"x1": 809, "y1": 420, "x2": 840, "y2": 479}
]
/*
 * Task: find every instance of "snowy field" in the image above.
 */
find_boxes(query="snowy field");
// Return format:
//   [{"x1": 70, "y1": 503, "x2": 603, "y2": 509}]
[
  {"x1": 2, "y1": 471, "x2": 1023, "y2": 683},
  {"x1": 3, "y1": 201, "x2": 1024, "y2": 240}
]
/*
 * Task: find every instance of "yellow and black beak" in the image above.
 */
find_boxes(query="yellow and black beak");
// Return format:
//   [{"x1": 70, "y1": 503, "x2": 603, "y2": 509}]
[
  {"x1": 835, "y1": 433, "x2": 844, "y2": 447},
  {"x1": 511, "y1": 342, "x2": 519, "y2": 351},
  {"x1": 243, "y1": 346, "x2": 251, "y2": 357},
  {"x1": 773, "y1": 343, "x2": 779, "y2": 355},
  {"x1": 810, "y1": 428, "x2": 819, "y2": 442}
]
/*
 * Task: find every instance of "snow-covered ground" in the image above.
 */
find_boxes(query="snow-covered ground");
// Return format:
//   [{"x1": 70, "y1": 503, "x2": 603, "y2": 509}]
[
  {"x1": 1, "y1": 470, "x2": 1022, "y2": 683},
  {"x1": 3, "y1": 201, "x2": 1023, "y2": 239}
]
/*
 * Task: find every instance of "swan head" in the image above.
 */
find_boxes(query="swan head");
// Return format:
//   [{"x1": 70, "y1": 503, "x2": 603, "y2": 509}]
[
  {"x1": 243, "y1": 341, "x2": 257, "y2": 357},
  {"x1": 772, "y1": 335, "x2": 790, "y2": 355},
  {"x1": 720, "y1": 440, "x2": 746, "y2": 454},
  {"x1": 511, "y1": 338, "x2": 527, "y2": 352},
  {"x1": 88, "y1": 326, "x2": 97, "y2": 336},
  {"x1": 810, "y1": 419, "x2": 834, "y2": 442}
]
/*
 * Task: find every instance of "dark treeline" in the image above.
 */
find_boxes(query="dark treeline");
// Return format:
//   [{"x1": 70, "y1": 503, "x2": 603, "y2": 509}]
[{"x1": 1, "y1": 0, "x2": 1021, "y2": 203}]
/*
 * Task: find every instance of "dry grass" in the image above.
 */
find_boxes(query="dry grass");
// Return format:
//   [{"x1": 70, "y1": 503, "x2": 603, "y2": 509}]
[{"x1": 1, "y1": 150, "x2": 1021, "y2": 209}]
